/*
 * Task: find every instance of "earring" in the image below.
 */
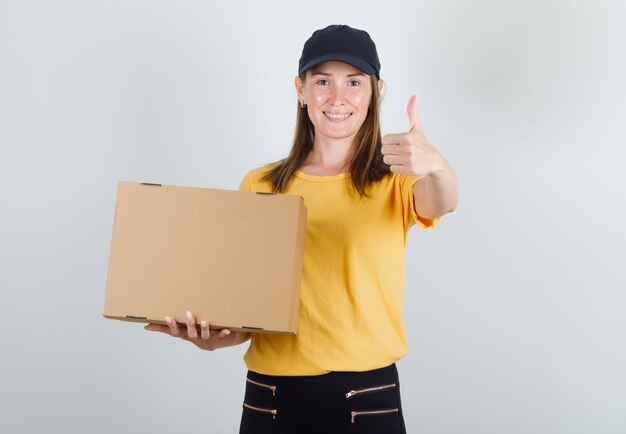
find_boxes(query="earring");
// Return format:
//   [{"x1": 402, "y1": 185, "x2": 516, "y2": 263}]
[{"x1": 300, "y1": 100, "x2": 306, "y2": 108}]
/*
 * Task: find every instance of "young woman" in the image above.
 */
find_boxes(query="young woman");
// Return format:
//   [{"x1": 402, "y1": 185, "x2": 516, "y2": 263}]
[{"x1": 146, "y1": 24, "x2": 458, "y2": 433}]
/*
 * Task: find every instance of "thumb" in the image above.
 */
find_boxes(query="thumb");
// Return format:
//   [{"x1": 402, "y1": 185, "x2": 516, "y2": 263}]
[{"x1": 407, "y1": 94, "x2": 424, "y2": 133}]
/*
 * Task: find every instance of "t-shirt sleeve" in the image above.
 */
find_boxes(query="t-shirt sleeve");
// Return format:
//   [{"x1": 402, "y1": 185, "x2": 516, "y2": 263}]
[
  {"x1": 397, "y1": 173, "x2": 440, "y2": 230},
  {"x1": 239, "y1": 166, "x2": 275, "y2": 193},
  {"x1": 238, "y1": 171, "x2": 254, "y2": 192}
]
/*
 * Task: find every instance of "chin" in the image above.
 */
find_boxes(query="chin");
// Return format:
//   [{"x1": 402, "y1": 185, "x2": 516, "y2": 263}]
[{"x1": 321, "y1": 129, "x2": 358, "y2": 140}]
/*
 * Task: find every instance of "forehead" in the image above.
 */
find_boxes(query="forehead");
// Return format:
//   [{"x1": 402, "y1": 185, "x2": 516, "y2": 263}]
[{"x1": 308, "y1": 60, "x2": 366, "y2": 77}]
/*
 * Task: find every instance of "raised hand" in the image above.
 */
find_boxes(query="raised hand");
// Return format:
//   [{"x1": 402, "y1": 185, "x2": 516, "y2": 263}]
[{"x1": 381, "y1": 94, "x2": 446, "y2": 177}]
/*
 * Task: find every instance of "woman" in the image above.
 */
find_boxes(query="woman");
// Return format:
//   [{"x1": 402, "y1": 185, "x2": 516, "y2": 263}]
[{"x1": 146, "y1": 24, "x2": 458, "y2": 433}]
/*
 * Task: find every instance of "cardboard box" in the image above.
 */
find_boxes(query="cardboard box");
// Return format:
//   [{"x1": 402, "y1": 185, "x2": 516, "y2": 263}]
[{"x1": 103, "y1": 181, "x2": 307, "y2": 335}]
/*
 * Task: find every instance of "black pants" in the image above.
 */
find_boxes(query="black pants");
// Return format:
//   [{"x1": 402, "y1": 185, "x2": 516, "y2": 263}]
[{"x1": 239, "y1": 363, "x2": 407, "y2": 434}]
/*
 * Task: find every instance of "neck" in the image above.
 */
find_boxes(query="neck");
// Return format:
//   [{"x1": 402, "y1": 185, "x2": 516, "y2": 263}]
[{"x1": 306, "y1": 134, "x2": 354, "y2": 170}]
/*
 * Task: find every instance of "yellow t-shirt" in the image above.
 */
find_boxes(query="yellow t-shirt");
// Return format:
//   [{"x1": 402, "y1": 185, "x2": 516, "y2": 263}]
[{"x1": 238, "y1": 164, "x2": 439, "y2": 376}]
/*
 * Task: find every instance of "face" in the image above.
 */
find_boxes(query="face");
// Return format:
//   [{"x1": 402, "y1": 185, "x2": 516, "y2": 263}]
[{"x1": 295, "y1": 60, "x2": 382, "y2": 143}]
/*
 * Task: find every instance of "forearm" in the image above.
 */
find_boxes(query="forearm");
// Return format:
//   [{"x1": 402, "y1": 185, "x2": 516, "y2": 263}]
[{"x1": 412, "y1": 161, "x2": 458, "y2": 219}]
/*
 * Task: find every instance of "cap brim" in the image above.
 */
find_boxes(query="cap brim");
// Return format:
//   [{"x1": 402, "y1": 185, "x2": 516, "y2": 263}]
[{"x1": 299, "y1": 53, "x2": 377, "y2": 77}]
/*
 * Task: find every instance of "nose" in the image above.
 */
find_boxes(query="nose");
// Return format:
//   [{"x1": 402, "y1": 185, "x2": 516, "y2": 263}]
[{"x1": 329, "y1": 85, "x2": 346, "y2": 105}]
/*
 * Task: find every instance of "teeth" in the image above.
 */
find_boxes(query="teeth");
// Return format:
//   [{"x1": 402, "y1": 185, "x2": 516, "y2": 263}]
[{"x1": 325, "y1": 112, "x2": 351, "y2": 119}]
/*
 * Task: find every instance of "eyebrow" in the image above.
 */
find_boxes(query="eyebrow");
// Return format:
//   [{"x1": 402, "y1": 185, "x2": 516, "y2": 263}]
[{"x1": 310, "y1": 72, "x2": 366, "y2": 77}]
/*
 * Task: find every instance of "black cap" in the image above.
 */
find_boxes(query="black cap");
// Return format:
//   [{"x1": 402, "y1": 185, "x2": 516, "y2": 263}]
[{"x1": 298, "y1": 24, "x2": 381, "y2": 79}]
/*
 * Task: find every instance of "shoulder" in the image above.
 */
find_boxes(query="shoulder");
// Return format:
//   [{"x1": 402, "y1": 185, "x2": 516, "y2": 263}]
[
  {"x1": 371, "y1": 171, "x2": 424, "y2": 190},
  {"x1": 239, "y1": 162, "x2": 281, "y2": 192},
  {"x1": 389, "y1": 172, "x2": 426, "y2": 190}
]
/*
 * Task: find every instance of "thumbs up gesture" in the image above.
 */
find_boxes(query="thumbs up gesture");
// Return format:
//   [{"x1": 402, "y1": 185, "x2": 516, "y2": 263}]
[{"x1": 381, "y1": 95, "x2": 444, "y2": 177}]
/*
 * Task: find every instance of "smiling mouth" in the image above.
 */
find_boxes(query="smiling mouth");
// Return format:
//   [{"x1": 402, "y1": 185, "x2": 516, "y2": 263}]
[{"x1": 323, "y1": 112, "x2": 352, "y2": 121}]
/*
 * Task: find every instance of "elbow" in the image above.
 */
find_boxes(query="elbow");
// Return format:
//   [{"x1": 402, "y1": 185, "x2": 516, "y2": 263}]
[
  {"x1": 444, "y1": 189, "x2": 459, "y2": 214},
  {"x1": 422, "y1": 199, "x2": 458, "y2": 220},
  {"x1": 448, "y1": 196, "x2": 459, "y2": 214},
  {"x1": 437, "y1": 194, "x2": 460, "y2": 217}
]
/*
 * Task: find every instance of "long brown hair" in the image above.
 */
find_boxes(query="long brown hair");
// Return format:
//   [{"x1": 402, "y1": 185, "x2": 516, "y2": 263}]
[{"x1": 259, "y1": 74, "x2": 389, "y2": 198}]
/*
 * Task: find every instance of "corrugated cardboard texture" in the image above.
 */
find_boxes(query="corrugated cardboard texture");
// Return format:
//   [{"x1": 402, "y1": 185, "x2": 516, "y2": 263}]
[{"x1": 103, "y1": 181, "x2": 306, "y2": 334}]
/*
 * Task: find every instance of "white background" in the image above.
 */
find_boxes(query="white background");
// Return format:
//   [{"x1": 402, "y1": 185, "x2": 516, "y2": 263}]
[{"x1": 1, "y1": 1, "x2": 624, "y2": 433}]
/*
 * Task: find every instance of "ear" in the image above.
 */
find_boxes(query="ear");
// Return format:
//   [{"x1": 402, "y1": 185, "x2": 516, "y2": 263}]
[
  {"x1": 294, "y1": 75, "x2": 305, "y2": 101},
  {"x1": 377, "y1": 78, "x2": 384, "y2": 94}
]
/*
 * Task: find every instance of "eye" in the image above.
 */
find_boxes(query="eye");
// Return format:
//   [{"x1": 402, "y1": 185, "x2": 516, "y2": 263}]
[
  {"x1": 316, "y1": 79, "x2": 329, "y2": 85},
  {"x1": 348, "y1": 80, "x2": 361, "y2": 86}
]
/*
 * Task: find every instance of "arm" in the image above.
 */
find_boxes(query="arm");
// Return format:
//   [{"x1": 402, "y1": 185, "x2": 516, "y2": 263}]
[
  {"x1": 412, "y1": 155, "x2": 458, "y2": 219},
  {"x1": 382, "y1": 95, "x2": 458, "y2": 219}
]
